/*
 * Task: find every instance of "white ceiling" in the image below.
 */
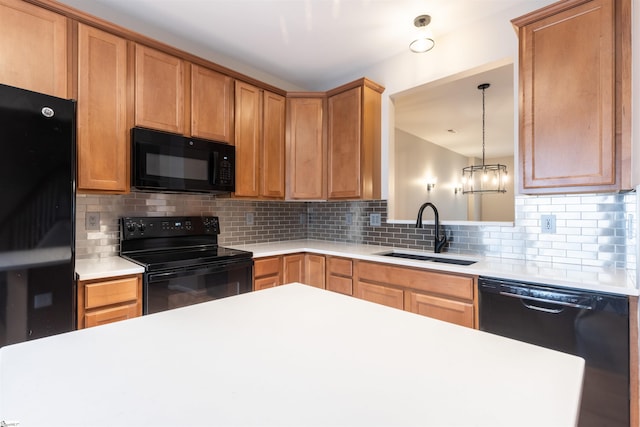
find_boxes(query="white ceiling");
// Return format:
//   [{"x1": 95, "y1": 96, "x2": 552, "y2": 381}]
[
  {"x1": 393, "y1": 63, "x2": 515, "y2": 159},
  {"x1": 56, "y1": 0, "x2": 556, "y2": 157},
  {"x1": 57, "y1": 0, "x2": 553, "y2": 91}
]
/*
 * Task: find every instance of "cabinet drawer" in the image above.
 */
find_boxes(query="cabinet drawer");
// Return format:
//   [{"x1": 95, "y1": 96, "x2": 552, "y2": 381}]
[
  {"x1": 84, "y1": 303, "x2": 139, "y2": 328},
  {"x1": 355, "y1": 281, "x2": 404, "y2": 310},
  {"x1": 357, "y1": 261, "x2": 473, "y2": 301},
  {"x1": 327, "y1": 256, "x2": 353, "y2": 277},
  {"x1": 326, "y1": 275, "x2": 352, "y2": 296},
  {"x1": 405, "y1": 291, "x2": 474, "y2": 328},
  {"x1": 254, "y1": 256, "x2": 281, "y2": 277},
  {"x1": 254, "y1": 275, "x2": 279, "y2": 291},
  {"x1": 84, "y1": 276, "x2": 139, "y2": 309}
]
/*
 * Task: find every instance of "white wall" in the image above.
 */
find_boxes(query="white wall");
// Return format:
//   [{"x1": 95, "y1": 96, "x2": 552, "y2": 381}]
[
  {"x1": 393, "y1": 130, "x2": 469, "y2": 221},
  {"x1": 393, "y1": 130, "x2": 515, "y2": 222}
]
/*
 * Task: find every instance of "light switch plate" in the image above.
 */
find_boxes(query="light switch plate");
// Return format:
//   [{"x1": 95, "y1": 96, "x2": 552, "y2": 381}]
[
  {"x1": 370, "y1": 213, "x2": 381, "y2": 227},
  {"x1": 345, "y1": 213, "x2": 353, "y2": 225},
  {"x1": 86, "y1": 212, "x2": 100, "y2": 231}
]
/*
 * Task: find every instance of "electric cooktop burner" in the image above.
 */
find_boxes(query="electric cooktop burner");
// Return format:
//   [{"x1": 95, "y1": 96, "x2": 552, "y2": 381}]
[{"x1": 119, "y1": 216, "x2": 252, "y2": 272}]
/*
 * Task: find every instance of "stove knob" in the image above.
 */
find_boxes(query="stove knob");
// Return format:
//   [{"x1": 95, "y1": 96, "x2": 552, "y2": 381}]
[
  {"x1": 126, "y1": 222, "x2": 136, "y2": 233},
  {"x1": 138, "y1": 223, "x2": 146, "y2": 232}
]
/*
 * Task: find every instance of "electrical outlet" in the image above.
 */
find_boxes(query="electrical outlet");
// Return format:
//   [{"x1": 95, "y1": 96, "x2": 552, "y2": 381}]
[
  {"x1": 345, "y1": 212, "x2": 353, "y2": 225},
  {"x1": 85, "y1": 212, "x2": 100, "y2": 231},
  {"x1": 541, "y1": 214, "x2": 556, "y2": 234},
  {"x1": 245, "y1": 212, "x2": 254, "y2": 225},
  {"x1": 370, "y1": 213, "x2": 381, "y2": 227}
]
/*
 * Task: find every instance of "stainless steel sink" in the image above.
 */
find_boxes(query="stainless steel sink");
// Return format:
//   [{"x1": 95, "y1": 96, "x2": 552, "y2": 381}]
[{"x1": 377, "y1": 251, "x2": 477, "y2": 266}]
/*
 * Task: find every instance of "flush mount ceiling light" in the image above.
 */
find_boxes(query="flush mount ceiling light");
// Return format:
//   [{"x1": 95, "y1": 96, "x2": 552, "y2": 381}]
[
  {"x1": 461, "y1": 83, "x2": 508, "y2": 194},
  {"x1": 410, "y1": 15, "x2": 435, "y2": 53}
]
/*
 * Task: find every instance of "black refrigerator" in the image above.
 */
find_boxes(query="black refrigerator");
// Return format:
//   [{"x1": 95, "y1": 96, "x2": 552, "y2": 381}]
[{"x1": 0, "y1": 83, "x2": 76, "y2": 347}]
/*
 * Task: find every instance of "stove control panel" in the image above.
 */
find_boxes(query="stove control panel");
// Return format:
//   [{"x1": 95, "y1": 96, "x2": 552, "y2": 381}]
[{"x1": 121, "y1": 216, "x2": 220, "y2": 240}]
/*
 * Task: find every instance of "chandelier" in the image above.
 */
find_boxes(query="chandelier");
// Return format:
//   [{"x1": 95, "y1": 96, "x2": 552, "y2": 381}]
[{"x1": 461, "y1": 83, "x2": 508, "y2": 194}]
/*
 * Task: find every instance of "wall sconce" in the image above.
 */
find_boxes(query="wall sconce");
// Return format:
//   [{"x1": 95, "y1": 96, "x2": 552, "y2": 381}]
[
  {"x1": 426, "y1": 177, "x2": 437, "y2": 191},
  {"x1": 454, "y1": 184, "x2": 463, "y2": 195},
  {"x1": 410, "y1": 15, "x2": 435, "y2": 53}
]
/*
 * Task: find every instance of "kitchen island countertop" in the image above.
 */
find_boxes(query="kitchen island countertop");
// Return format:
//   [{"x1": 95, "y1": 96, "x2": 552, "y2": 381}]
[{"x1": 0, "y1": 283, "x2": 584, "y2": 427}]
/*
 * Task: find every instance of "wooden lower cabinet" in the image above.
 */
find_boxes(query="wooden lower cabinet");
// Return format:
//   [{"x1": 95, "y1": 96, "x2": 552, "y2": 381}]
[
  {"x1": 405, "y1": 291, "x2": 474, "y2": 328},
  {"x1": 305, "y1": 254, "x2": 325, "y2": 289},
  {"x1": 253, "y1": 256, "x2": 282, "y2": 291},
  {"x1": 283, "y1": 253, "x2": 305, "y2": 284},
  {"x1": 326, "y1": 256, "x2": 353, "y2": 295},
  {"x1": 354, "y1": 260, "x2": 476, "y2": 328},
  {"x1": 77, "y1": 274, "x2": 142, "y2": 329},
  {"x1": 355, "y1": 281, "x2": 404, "y2": 310},
  {"x1": 253, "y1": 253, "x2": 325, "y2": 290},
  {"x1": 253, "y1": 254, "x2": 476, "y2": 328}
]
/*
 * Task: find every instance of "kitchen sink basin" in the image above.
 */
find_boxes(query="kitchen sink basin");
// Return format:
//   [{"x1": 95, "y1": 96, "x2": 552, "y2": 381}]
[{"x1": 378, "y1": 251, "x2": 477, "y2": 266}]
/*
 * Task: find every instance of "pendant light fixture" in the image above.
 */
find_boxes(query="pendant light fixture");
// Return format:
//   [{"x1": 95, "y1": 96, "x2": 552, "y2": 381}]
[
  {"x1": 461, "y1": 83, "x2": 508, "y2": 194},
  {"x1": 410, "y1": 15, "x2": 435, "y2": 53}
]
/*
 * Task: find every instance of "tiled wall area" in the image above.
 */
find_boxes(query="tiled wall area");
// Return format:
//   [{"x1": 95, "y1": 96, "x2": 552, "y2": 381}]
[
  {"x1": 77, "y1": 190, "x2": 637, "y2": 272},
  {"x1": 75, "y1": 193, "x2": 306, "y2": 259}
]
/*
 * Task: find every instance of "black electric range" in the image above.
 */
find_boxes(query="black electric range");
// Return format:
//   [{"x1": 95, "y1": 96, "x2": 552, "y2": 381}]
[{"x1": 120, "y1": 216, "x2": 253, "y2": 314}]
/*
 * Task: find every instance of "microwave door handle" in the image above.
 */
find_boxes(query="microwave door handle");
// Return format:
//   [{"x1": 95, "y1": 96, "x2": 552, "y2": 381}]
[{"x1": 209, "y1": 151, "x2": 218, "y2": 184}]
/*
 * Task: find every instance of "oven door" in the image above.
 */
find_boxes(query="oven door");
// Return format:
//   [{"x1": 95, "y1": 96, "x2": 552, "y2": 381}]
[{"x1": 144, "y1": 258, "x2": 252, "y2": 315}]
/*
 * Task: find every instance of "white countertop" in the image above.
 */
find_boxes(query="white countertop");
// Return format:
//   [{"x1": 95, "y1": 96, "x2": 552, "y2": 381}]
[
  {"x1": 75, "y1": 256, "x2": 144, "y2": 280},
  {"x1": 229, "y1": 239, "x2": 639, "y2": 296},
  {"x1": 0, "y1": 284, "x2": 584, "y2": 427}
]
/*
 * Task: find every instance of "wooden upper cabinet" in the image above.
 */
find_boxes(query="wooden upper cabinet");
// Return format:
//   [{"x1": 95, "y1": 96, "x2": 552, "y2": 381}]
[
  {"x1": 234, "y1": 81, "x2": 285, "y2": 199},
  {"x1": 234, "y1": 81, "x2": 262, "y2": 197},
  {"x1": 76, "y1": 24, "x2": 130, "y2": 193},
  {"x1": 327, "y1": 79, "x2": 384, "y2": 200},
  {"x1": 286, "y1": 95, "x2": 326, "y2": 199},
  {"x1": 0, "y1": 0, "x2": 68, "y2": 97},
  {"x1": 191, "y1": 64, "x2": 234, "y2": 142},
  {"x1": 261, "y1": 91, "x2": 286, "y2": 198},
  {"x1": 135, "y1": 44, "x2": 186, "y2": 134},
  {"x1": 513, "y1": 0, "x2": 631, "y2": 194}
]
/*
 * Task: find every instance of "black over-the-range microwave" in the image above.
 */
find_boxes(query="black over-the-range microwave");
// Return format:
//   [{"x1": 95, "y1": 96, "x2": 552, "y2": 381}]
[{"x1": 131, "y1": 127, "x2": 235, "y2": 194}]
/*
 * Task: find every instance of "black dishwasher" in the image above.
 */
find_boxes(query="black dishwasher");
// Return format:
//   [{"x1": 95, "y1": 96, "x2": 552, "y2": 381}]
[{"x1": 479, "y1": 277, "x2": 629, "y2": 427}]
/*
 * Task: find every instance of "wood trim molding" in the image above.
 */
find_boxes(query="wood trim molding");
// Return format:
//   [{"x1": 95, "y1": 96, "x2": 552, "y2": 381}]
[{"x1": 23, "y1": 0, "x2": 287, "y2": 95}]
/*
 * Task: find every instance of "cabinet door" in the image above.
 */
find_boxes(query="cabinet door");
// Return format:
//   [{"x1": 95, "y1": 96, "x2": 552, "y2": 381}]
[
  {"x1": 0, "y1": 0, "x2": 67, "y2": 97},
  {"x1": 305, "y1": 254, "x2": 325, "y2": 289},
  {"x1": 328, "y1": 86, "x2": 361, "y2": 199},
  {"x1": 517, "y1": 0, "x2": 618, "y2": 193},
  {"x1": 354, "y1": 281, "x2": 404, "y2": 310},
  {"x1": 261, "y1": 91, "x2": 286, "y2": 198},
  {"x1": 405, "y1": 291, "x2": 474, "y2": 328},
  {"x1": 135, "y1": 44, "x2": 185, "y2": 133},
  {"x1": 77, "y1": 24, "x2": 129, "y2": 193},
  {"x1": 286, "y1": 97, "x2": 325, "y2": 199},
  {"x1": 191, "y1": 65, "x2": 233, "y2": 142},
  {"x1": 234, "y1": 81, "x2": 262, "y2": 197},
  {"x1": 283, "y1": 253, "x2": 304, "y2": 284}
]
